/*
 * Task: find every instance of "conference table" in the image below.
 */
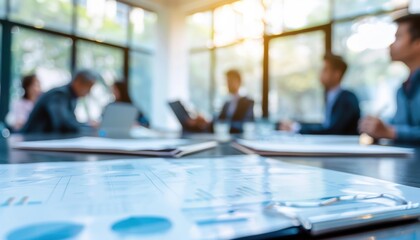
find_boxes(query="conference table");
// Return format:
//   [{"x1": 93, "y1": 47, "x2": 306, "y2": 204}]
[{"x1": 1, "y1": 133, "x2": 420, "y2": 239}]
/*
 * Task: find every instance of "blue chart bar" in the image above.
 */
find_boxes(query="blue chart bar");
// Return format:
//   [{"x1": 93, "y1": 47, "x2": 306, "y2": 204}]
[
  {"x1": 0, "y1": 197, "x2": 42, "y2": 207},
  {"x1": 16, "y1": 197, "x2": 29, "y2": 206},
  {"x1": 0, "y1": 197, "x2": 14, "y2": 207}
]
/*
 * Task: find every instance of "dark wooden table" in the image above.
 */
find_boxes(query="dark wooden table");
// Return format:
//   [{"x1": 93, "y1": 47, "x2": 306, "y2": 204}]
[{"x1": 1, "y1": 134, "x2": 420, "y2": 239}]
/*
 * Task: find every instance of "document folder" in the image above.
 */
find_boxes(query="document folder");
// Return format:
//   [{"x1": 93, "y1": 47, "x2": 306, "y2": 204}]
[
  {"x1": 235, "y1": 194, "x2": 420, "y2": 239},
  {"x1": 12, "y1": 137, "x2": 218, "y2": 157}
]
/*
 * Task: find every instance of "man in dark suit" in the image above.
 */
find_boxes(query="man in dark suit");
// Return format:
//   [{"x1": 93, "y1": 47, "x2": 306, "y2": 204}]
[
  {"x1": 22, "y1": 70, "x2": 102, "y2": 134},
  {"x1": 279, "y1": 54, "x2": 360, "y2": 135},
  {"x1": 215, "y1": 70, "x2": 254, "y2": 133},
  {"x1": 185, "y1": 69, "x2": 254, "y2": 133},
  {"x1": 359, "y1": 14, "x2": 420, "y2": 143}
]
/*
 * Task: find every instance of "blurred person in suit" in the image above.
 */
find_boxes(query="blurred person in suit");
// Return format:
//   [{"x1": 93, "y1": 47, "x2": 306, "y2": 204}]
[
  {"x1": 278, "y1": 54, "x2": 361, "y2": 135},
  {"x1": 185, "y1": 69, "x2": 254, "y2": 134},
  {"x1": 359, "y1": 14, "x2": 420, "y2": 143}
]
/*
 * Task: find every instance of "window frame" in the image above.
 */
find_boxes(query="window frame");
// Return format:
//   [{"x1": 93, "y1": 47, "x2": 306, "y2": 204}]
[
  {"x1": 0, "y1": 0, "x2": 156, "y2": 122},
  {"x1": 187, "y1": 0, "x2": 409, "y2": 118}
]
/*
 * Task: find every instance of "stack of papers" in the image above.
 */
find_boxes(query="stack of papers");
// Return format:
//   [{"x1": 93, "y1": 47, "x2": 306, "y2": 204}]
[
  {"x1": 12, "y1": 137, "x2": 218, "y2": 157},
  {"x1": 234, "y1": 138, "x2": 414, "y2": 157},
  {"x1": 1, "y1": 156, "x2": 420, "y2": 239}
]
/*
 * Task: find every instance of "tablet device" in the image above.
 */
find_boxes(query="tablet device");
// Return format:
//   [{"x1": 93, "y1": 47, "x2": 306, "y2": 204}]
[{"x1": 168, "y1": 101, "x2": 193, "y2": 128}]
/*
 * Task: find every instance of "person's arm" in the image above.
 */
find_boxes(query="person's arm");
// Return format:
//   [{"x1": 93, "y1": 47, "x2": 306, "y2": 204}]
[
  {"x1": 394, "y1": 125, "x2": 420, "y2": 143},
  {"x1": 46, "y1": 94, "x2": 90, "y2": 133},
  {"x1": 300, "y1": 94, "x2": 360, "y2": 135},
  {"x1": 243, "y1": 100, "x2": 254, "y2": 122}
]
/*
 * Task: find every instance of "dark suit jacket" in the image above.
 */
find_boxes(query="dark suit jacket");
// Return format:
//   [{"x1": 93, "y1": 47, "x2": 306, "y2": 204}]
[
  {"x1": 299, "y1": 89, "x2": 360, "y2": 135},
  {"x1": 22, "y1": 84, "x2": 90, "y2": 134},
  {"x1": 217, "y1": 96, "x2": 254, "y2": 133},
  {"x1": 391, "y1": 68, "x2": 420, "y2": 143}
]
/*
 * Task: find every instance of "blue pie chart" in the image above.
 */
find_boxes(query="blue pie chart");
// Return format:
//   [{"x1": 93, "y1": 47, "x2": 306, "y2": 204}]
[
  {"x1": 111, "y1": 216, "x2": 172, "y2": 235},
  {"x1": 6, "y1": 222, "x2": 84, "y2": 240}
]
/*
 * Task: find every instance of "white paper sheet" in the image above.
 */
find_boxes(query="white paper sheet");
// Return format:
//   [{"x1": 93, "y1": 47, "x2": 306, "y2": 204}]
[
  {"x1": 1, "y1": 156, "x2": 420, "y2": 239},
  {"x1": 236, "y1": 138, "x2": 414, "y2": 156},
  {"x1": 13, "y1": 137, "x2": 191, "y2": 151}
]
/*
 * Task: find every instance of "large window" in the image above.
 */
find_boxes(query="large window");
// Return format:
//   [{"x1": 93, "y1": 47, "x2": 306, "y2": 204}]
[
  {"x1": 76, "y1": 0, "x2": 129, "y2": 45},
  {"x1": 334, "y1": 15, "x2": 408, "y2": 118},
  {"x1": 129, "y1": 51, "x2": 154, "y2": 118},
  {"x1": 0, "y1": 0, "x2": 157, "y2": 124},
  {"x1": 334, "y1": 0, "x2": 409, "y2": 19},
  {"x1": 10, "y1": 0, "x2": 73, "y2": 33},
  {"x1": 75, "y1": 40, "x2": 124, "y2": 121},
  {"x1": 187, "y1": 0, "x2": 409, "y2": 121},
  {"x1": 131, "y1": 8, "x2": 158, "y2": 49},
  {"x1": 269, "y1": 31, "x2": 325, "y2": 122},
  {"x1": 0, "y1": 0, "x2": 6, "y2": 18},
  {"x1": 10, "y1": 27, "x2": 72, "y2": 105},
  {"x1": 189, "y1": 51, "x2": 211, "y2": 116}
]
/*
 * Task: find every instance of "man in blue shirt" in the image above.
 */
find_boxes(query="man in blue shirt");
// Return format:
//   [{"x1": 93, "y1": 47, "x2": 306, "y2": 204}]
[
  {"x1": 279, "y1": 54, "x2": 360, "y2": 135},
  {"x1": 359, "y1": 14, "x2": 420, "y2": 143},
  {"x1": 22, "y1": 70, "x2": 102, "y2": 134}
]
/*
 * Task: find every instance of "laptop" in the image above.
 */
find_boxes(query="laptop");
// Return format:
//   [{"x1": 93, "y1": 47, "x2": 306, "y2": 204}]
[
  {"x1": 99, "y1": 102, "x2": 138, "y2": 138},
  {"x1": 168, "y1": 100, "x2": 193, "y2": 128}
]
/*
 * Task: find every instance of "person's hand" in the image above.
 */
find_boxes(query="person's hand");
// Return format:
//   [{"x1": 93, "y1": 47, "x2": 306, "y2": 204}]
[
  {"x1": 185, "y1": 116, "x2": 210, "y2": 130},
  {"x1": 359, "y1": 116, "x2": 396, "y2": 140},
  {"x1": 89, "y1": 120, "x2": 100, "y2": 129},
  {"x1": 195, "y1": 115, "x2": 210, "y2": 130},
  {"x1": 278, "y1": 121, "x2": 295, "y2": 131}
]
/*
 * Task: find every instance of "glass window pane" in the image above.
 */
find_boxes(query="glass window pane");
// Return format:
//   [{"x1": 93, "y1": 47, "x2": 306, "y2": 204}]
[
  {"x1": 232, "y1": 0, "x2": 265, "y2": 39},
  {"x1": 129, "y1": 51, "x2": 153, "y2": 118},
  {"x1": 264, "y1": 0, "x2": 284, "y2": 35},
  {"x1": 187, "y1": 12, "x2": 212, "y2": 49},
  {"x1": 130, "y1": 8, "x2": 157, "y2": 49},
  {"x1": 188, "y1": 51, "x2": 211, "y2": 116},
  {"x1": 76, "y1": 40, "x2": 124, "y2": 121},
  {"x1": 0, "y1": 0, "x2": 6, "y2": 18},
  {"x1": 333, "y1": 15, "x2": 409, "y2": 118},
  {"x1": 214, "y1": 1, "x2": 265, "y2": 46},
  {"x1": 10, "y1": 27, "x2": 72, "y2": 107},
  {"x1": 334, "y1": 0, "x2": 409, "y2": 19},
  {"x1": 214, "y1": 4, "x2": 241, "y2": 46},
  {"x1": 9, "y1": 0, "x2": 73, "y2": 32},
  {"x1": 269, "y1": 31, "x2": 325, "y2": 122},
  {"x1": 283, "y1": 0, "x2": 330, "y2": 30},
  {"x1": 76, "y1": 0, "x2": 129, "y2": 45},
  {"x1": 214, "y1": 39, "x2": 263, "y2": 117}
]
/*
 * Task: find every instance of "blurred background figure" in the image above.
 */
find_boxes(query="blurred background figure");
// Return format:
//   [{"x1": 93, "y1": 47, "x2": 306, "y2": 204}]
[
  {"x1": 278, "y1": 54, "x2": 360, "y2": 135},
  {"x1": 359, "y1": 14, "x2": 420, "y2": 143},
  {"x1": 22, "y1": 69, "x2": 102, "y2": 134},
  {"x1": 185, "y1": 69, "x2": 254, "y2": 133},
  {"x1": 112, "y1": 81, "x2": 150, "y2": 128},
  {"x1": 6, "y1": 74, "x2": 42, "y2": 131}
]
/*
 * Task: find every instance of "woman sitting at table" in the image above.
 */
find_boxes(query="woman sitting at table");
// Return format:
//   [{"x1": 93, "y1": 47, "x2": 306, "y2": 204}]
[{"x1": 6, "y1": 74, "x2": 42, "y2": 131}]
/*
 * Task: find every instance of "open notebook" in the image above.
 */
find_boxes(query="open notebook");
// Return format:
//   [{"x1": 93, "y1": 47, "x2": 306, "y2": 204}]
[
  {"x1": 12, "y1": 137, "x2": 218, "y2": 157},
  {"x1": 233, "y1": 138, "x2": 414, "y2": 157}
]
